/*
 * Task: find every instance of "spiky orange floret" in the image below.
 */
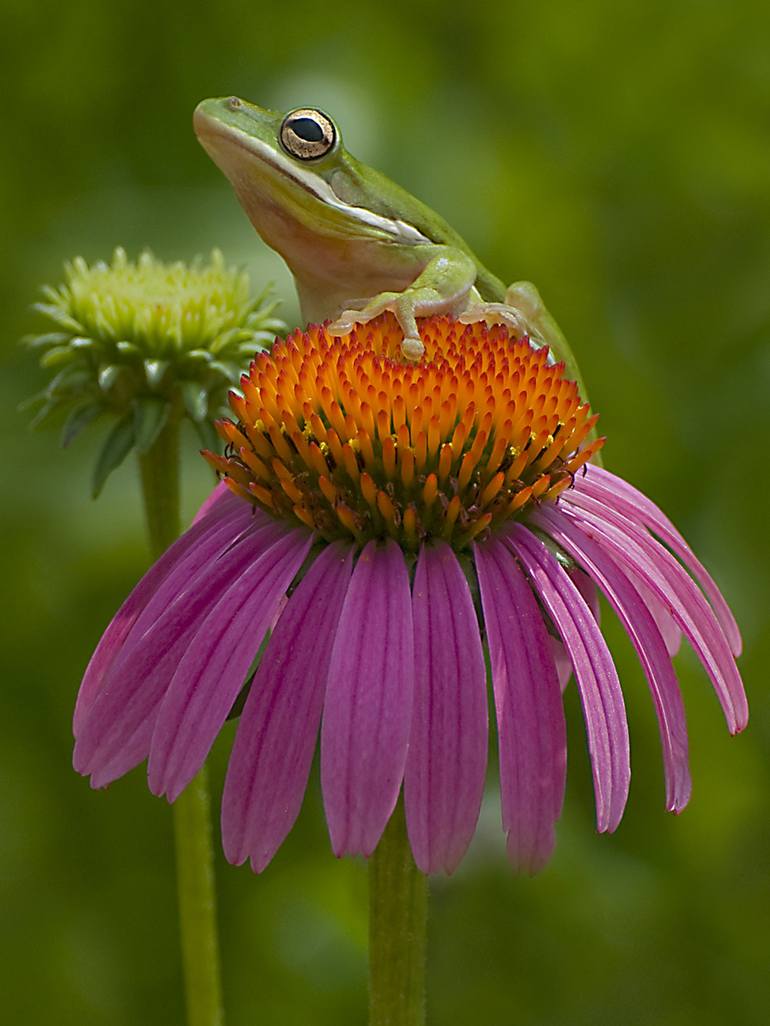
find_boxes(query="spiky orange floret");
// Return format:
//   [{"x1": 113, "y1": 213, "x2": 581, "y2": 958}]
[{"x1": 203, "y1": 314, "x2": 603, "y2": 551}]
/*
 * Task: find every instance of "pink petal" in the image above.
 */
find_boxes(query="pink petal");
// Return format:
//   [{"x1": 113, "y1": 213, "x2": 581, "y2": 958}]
[
  {"x1": 222, "y1": 542, "x2": 353, "y2": 871},
  {"x1": 473, "y1": 535, "x2": 567, "y2": 873},
  {"x1": 562, "y1": 490, "x2": 748, "y2": 734},
  {"x1": 148, "y1": 528, "x2": 314, "y2": 801},
  {"x1": 192, "y1": 480, "x2": 236, "y2": 524},
  {"x1": 577, "y1": 465, "x2": 742, "y2": 657},
  {"x1": 632, "y1": 576, "x2": 682, "y2": 658},
  {"x1": 505, "y1": 525, "x2": 631, "y2": 834},
  {"x1": 321, "y1": 540, "x2": 414, "y2": 858},
  {"x1": 551, "y1": 568, "x2": 600, "y2": 691},
  {"x1": 73, "y1": 491, "x2": 248, "y2": 735},
  {"x1": 116, "y1": 504, "x2": 256, "y2": 672},
  {"x1": 570, "y1": 567, "x2": 601, "y2": 624},
  {"x1": 551, "y1": 638, "x2": 573, "y2": 692},
  {"x1": 74, "y1": 518, "x2": 285, "y2": 785},
  {"x1": 536, "y1": 505, "x2": 692, "y2": 812},
  {"x1": 404, "y1": 542, "x2": 488, "y2": 875}
]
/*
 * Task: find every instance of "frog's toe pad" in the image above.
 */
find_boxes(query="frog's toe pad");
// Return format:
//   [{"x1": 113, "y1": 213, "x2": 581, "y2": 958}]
[{"x1": 401, "y1": 336, "x2": 425, "y2": 362}]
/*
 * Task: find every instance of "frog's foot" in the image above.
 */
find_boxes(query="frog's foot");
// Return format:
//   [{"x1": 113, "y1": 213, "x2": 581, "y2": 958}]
[
  {"x1": 328, "y1": 292, "x2": 425, "y2": 362},
  {"x1": 458, "y1": 302, "x2": 555, "y2": 364},
  {"x1": 458, "y1": 302, "x2": 529, "y2": 337}
]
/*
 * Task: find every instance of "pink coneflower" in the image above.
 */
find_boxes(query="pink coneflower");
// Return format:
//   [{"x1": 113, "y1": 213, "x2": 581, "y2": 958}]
[{"x1": 73, "y1": 315, "x2": 746, "y2": 875}]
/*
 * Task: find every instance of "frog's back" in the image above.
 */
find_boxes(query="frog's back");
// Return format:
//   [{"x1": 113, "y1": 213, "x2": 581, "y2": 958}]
[{"x1": 353, "y1": 159, "x2": 506, "y2": 301}]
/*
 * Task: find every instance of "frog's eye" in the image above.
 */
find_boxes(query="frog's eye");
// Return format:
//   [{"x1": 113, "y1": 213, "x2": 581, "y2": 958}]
[{"x1": 280, "y1": 109, "x2": 336, "y2": 161}]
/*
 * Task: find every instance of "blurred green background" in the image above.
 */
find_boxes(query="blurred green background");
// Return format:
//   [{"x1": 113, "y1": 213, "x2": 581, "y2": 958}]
[{"x1": 2, "y1": 0, "x2": 768, "y2": 1023}]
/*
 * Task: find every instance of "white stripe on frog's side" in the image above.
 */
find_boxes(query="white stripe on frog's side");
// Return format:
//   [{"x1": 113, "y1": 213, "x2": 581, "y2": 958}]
[{"x1": 227, "y1": 127, "x2": 431, "y2": 245}]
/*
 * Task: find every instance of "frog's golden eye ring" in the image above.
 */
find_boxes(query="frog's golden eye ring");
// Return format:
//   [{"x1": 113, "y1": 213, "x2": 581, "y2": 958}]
[{"x1": 280, "y1": 108, "x2": 336, "y2": 161}]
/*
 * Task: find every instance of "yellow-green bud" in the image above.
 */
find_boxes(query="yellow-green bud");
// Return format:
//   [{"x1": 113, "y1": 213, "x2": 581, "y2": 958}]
[{"x1": 22, "y1": 248, "x2": 286, "y2": 496}]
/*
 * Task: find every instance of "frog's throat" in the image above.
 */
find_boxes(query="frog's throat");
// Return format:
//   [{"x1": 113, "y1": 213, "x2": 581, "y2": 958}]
[{"x1": 196, "y1": 115, "x2": 430, "y2": 247}]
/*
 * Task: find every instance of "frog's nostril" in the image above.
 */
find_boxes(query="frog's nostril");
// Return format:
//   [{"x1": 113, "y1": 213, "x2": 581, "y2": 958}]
[{"x1": 227, "y1": 96, "x2": 242, "y2": 110}]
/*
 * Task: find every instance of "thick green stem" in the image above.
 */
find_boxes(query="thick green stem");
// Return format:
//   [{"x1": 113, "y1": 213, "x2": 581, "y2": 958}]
[
  {"x1": 368, "y1": 799, "x2": 428, "y2": 1026},
  {"x1": 138, "y1": 416, "x2": 181, "y2": 555},
  {"x1": 173, "y1": 765, "x2": 224, "y2": 1026},
  {"x1": 137, "y1": 418, "x2": 225, "y2": 1026}
]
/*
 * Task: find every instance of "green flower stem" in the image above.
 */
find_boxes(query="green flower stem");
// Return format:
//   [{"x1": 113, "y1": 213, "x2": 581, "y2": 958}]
[
  {"x1": 138, "y1": 415, "x2": 181, "y2": 555},
  {"x1": 172, "y1": 764, "x2": 224, "y2": 1026},
  {"x1": 368, "y1": 799, "x2": 428, "y2": 1026},
  {"x1": 138, "y1": 417, "x2": 225, "y2": 1026}
]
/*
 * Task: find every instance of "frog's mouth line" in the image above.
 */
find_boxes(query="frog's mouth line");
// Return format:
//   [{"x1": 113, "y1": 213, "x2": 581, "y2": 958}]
[{"x1": 194, "y1": 111, "x2": 430, "y2": 247}]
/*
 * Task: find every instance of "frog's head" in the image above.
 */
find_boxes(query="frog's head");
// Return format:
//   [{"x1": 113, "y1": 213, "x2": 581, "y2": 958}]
[{"x1": 194, "y1": 96, "x2": 428, "y2": 252}]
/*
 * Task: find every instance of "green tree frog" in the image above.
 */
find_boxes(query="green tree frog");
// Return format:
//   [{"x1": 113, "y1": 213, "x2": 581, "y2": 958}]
[{"x1": 193, "y1": 96, "x2": 587, "y2": 394}]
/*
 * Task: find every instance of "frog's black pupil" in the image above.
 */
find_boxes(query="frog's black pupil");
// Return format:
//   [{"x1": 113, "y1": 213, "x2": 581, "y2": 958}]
[{"x1": 291, "y1": 117, "x2": 325, "y2": 143}]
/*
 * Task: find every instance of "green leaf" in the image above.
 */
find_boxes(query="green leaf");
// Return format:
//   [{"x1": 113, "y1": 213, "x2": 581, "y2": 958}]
[
  {"x1": 92, "y1": 414, "x2": 135, "y2": 498},
  {"x1": 60, "y1": 402, "x2": 103, "y2": 448},
  {"x1": 180, "y1": 380, "x2": 208, "y2": 422},
  {"x1": 133, "y1": 397, "x2": 170, "y2": 454}
]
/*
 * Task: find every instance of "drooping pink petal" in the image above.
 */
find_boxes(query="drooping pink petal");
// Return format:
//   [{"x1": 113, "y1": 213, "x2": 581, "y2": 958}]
[
  {"x1": 148, "y1": 528, "x2": 314, "y2": 801},
  {"x1": 632, "y1": 576, "x2": 682, "y2": 658},
  {"x1": 116, "y1": 504, "x2": 258, "y2": 672},
  {"x1": 551, "y1": 637, "x2": 573, "y2": 692},
  {"x1": 570, "y1": 567, "x2": 601, "y2": 624},
  {"x1": 74, "y1": 518, "x2": 286, "y2": 785},
  {"x1": 321, "y1": 540, "x2": 414, "y2": 858},
  {"x1": 550, "y1": 568, "x2": 600, "y2": 690},
  {"x1": 192, "y1": 480, "x2": 236, "y2": 524},
  {"x1": 562, "y1": 490, "x2": 748, "y2": 733},
  {"x1": 72, "y1": 489, "x2": 248, "y2": 736},
  {"x1": 473, "y1": 535, "x2": 566, "y2": 873},
  {"x1": 404, "y1": 542, "x2": 488, "y2": 875},
  {"x1": 576, "y1": 465, "x2": 742, "y2": 657},
  {"x1": 222, "y1": 542, "x2": 353, "y2": 871},
  {"x1": 505, "y1": 525, "x2": 631, "y2": 834},
  {"x1": 536, "y1": 505, "x2": 692, "y2": 812}
]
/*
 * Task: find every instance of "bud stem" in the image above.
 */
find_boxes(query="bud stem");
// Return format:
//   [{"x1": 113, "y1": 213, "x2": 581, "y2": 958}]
[{"x1": 138, "y1": 419, "x2": 225, "y2": 1026}]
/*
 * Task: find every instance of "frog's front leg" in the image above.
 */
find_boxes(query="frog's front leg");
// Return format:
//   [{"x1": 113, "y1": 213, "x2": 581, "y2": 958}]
[{"x1": 328, "y1": 246, "x2": 477, "y2": 361}]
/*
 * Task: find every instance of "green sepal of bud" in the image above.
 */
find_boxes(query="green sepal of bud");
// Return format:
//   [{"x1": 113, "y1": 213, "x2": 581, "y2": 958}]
[
  {"x1": 133, "y1": 397, "x2": 171, "y2": 454},
  {"x1": 144, "y1": 359, "x2": 170, "y2": 390},
  {"x1": 22, "y1": 248, "x2": 287, "y2": 496},
  {"x1": 181, "y1": 381, "x2": 209, "y2": 423},
  {"x1": 92, "y1": 413, "x2": 135, "y2": 498},
  {"x1": 61, "y1": 402, "x2": 103, "y2": 448}
]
